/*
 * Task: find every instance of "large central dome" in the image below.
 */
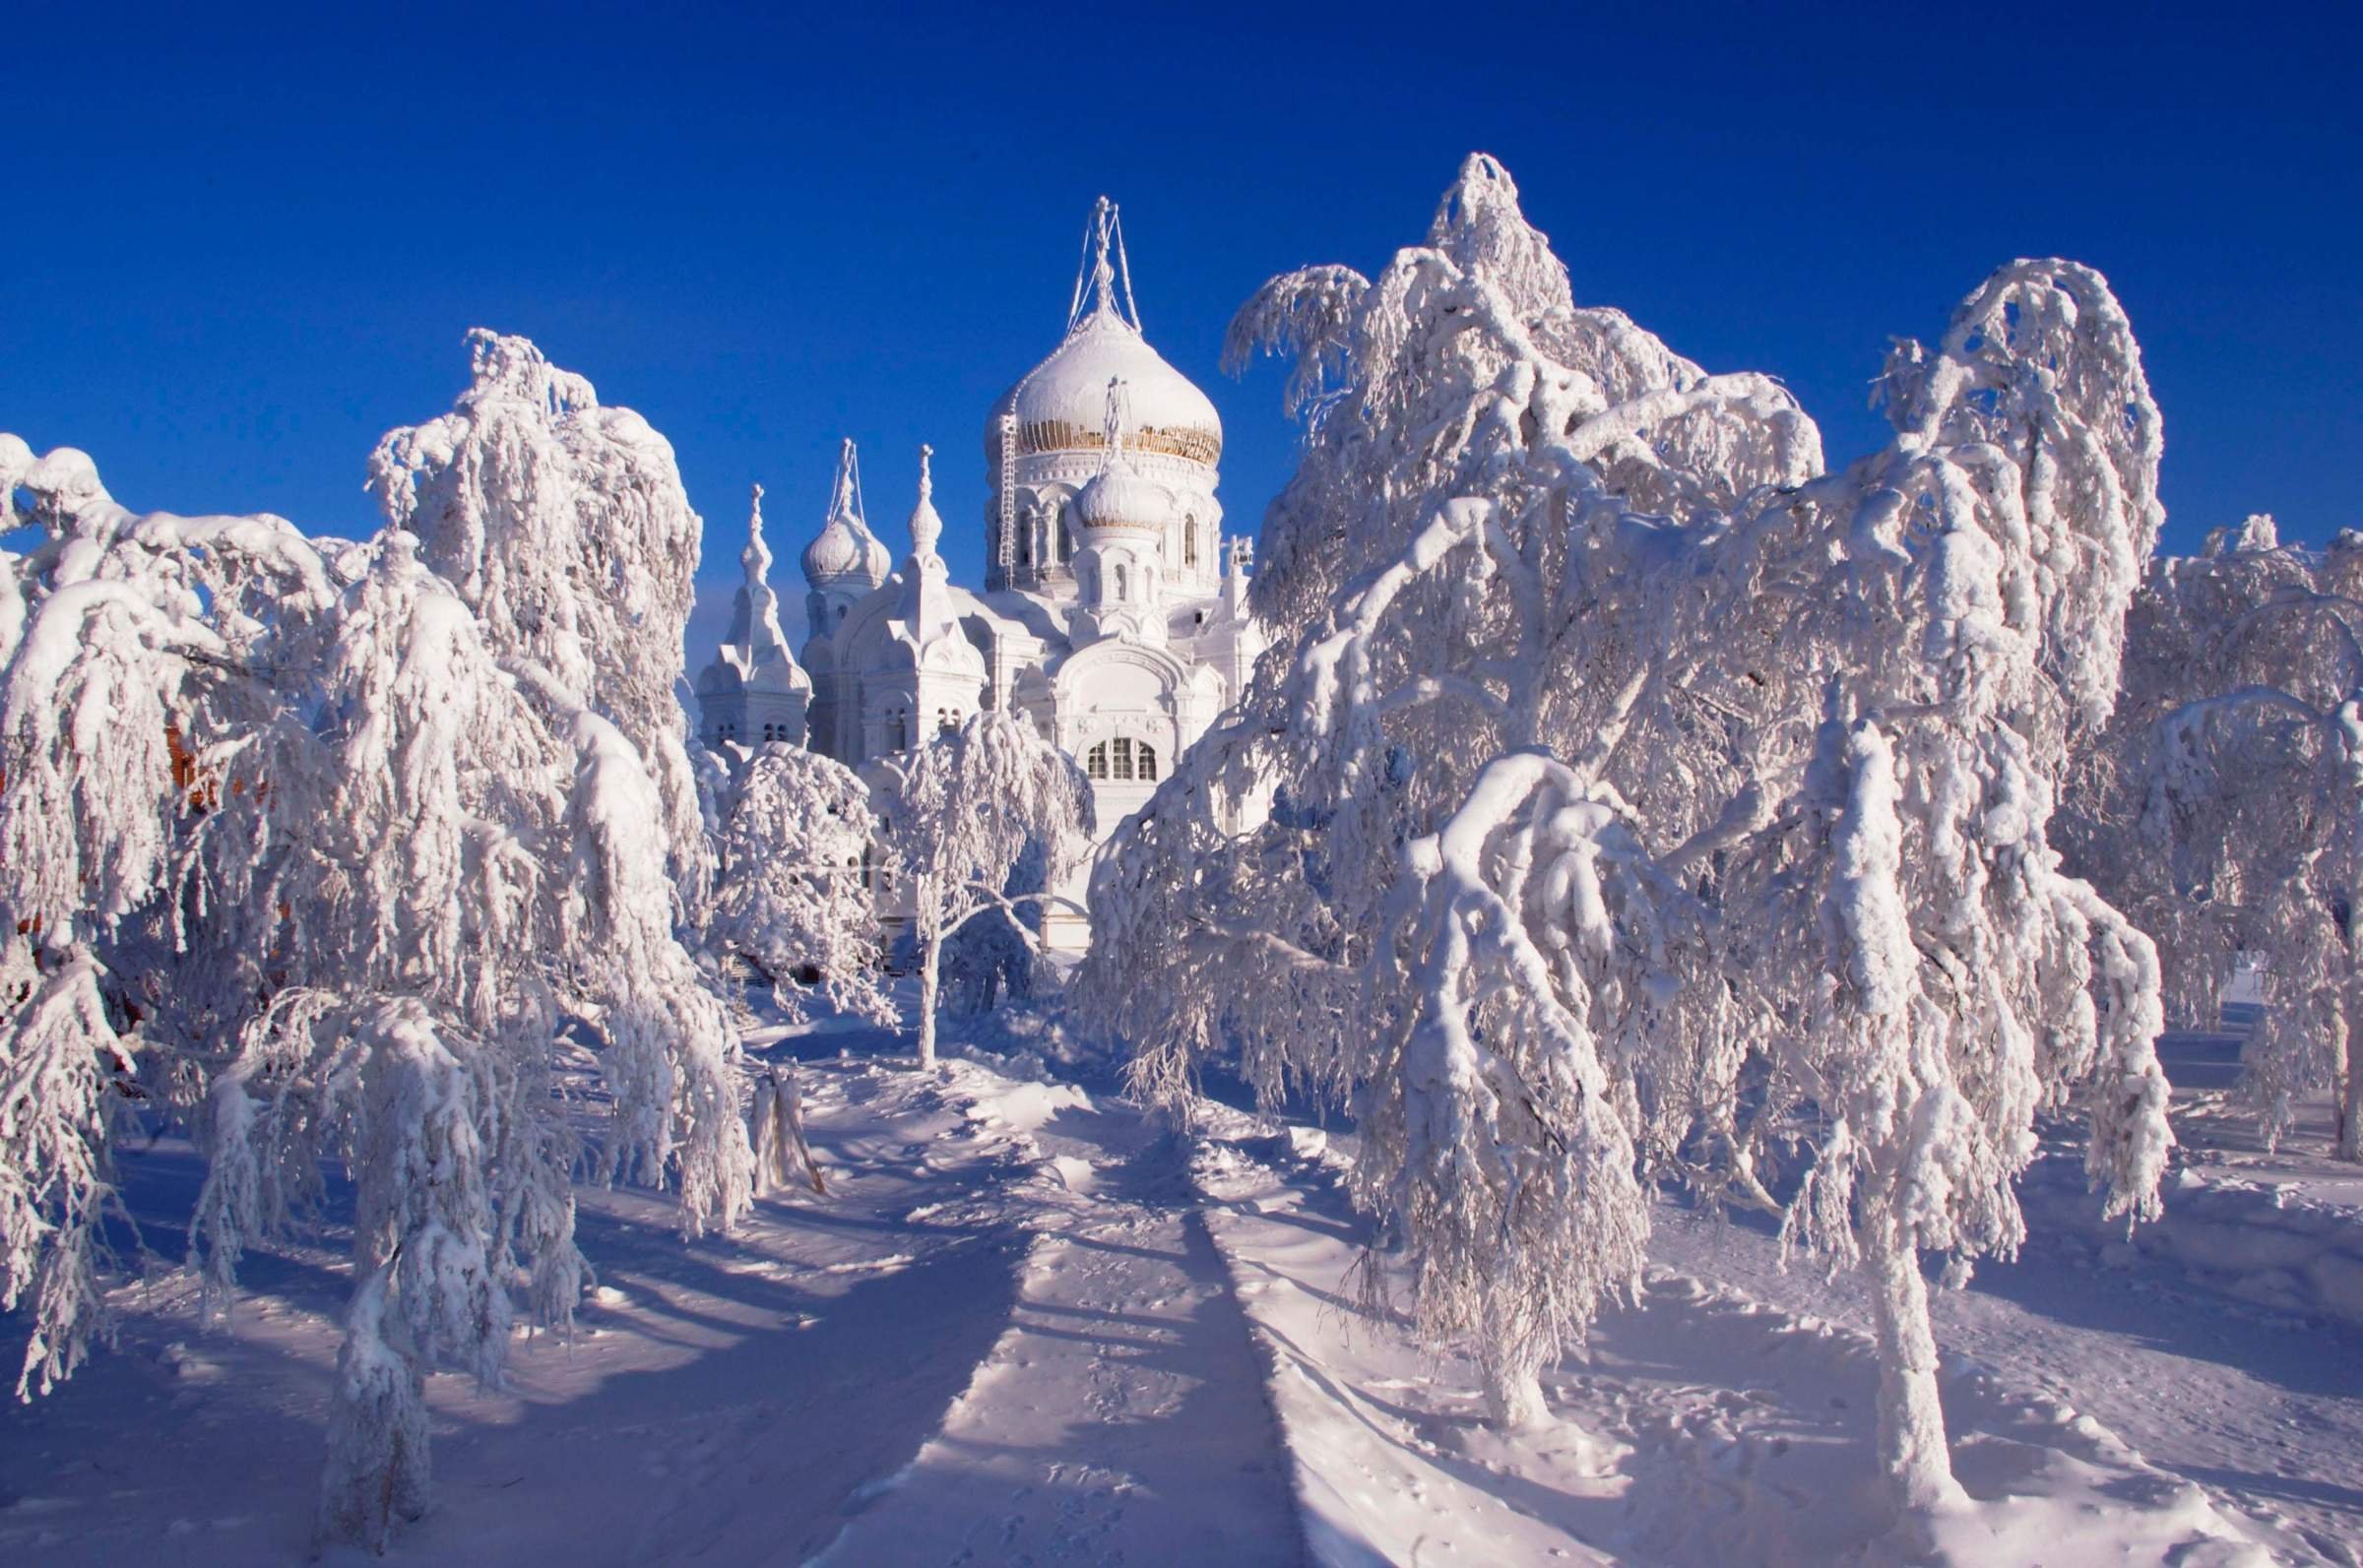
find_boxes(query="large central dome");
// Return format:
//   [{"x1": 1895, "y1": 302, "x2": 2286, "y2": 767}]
[
  {"x1": 987, "y1": 198, "x2": 1221, "y2": 470},
  {"x1": 990, "y1": 304, "x2": 1222, "y2": 468}
]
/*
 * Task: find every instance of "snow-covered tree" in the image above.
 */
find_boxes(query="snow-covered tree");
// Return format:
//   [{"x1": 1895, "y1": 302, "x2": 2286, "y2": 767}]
[
  {"x1": 0, "y1": 333, "x2": 757, "y2": 1544},
  {"x1": 2, "y1": 433, "x2": 348, "y2": 1405},
  {"x1": 880, "y1": 711, "x2": 1093, "y2": 1068},
  {"x1": 2067, "y1": 518, "x2": 2363, "y2": 1160},
  {"x1": 711, "y1": 743, "x2": 894, "y2": 1026},
  {"x1": 369, "y1": 329, "x2": 715, "y2": 909},
  {"x1": 1083, "y1": 153, "x2": 1822, "y2": 1425},
  {"x1": 1078, "y1": 156, "x2": 2172, "y2": 1513},
  {"x1": 1705, "y1": 253, "x2": 2175, "y2": 1514}
]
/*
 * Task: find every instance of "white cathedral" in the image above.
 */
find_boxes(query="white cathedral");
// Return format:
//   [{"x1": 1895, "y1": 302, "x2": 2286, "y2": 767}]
[{"x1": 694, "y1": 198, "x2": 1264, "y2": 947}]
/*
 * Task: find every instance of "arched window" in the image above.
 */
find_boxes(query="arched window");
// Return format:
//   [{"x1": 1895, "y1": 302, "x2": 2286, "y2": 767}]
[
  {"x1": 1018, "y1": 527, "x2": 1032, "y2": 566},
  {"x1": 1183, "y1": 520, "x2": 1199, "y2": 568},
  {"x1": 1111, "y1": 736, "x2": 1135, "y2": 782},
  {"x1": 1138, "y1": 743, "x2": 1159, "y2": 782},
  {"x1": 885, "y1": 708, "x2": 908, "y2": 751},
  {"x1": 1086, "y1": 741, "x2": 1108, "y2": 781},
  {"x1": 1115, "y1": 563, "x2": 1129, "y2": 602},
  {"x1": 937, "y1": 706, "x2": 958, "y2": 736}
]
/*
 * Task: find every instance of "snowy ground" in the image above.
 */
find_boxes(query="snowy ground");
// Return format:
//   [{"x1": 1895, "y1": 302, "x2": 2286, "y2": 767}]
[{"x1": 3, "y1": 1010, "x2": 2358, "y2": 1565}]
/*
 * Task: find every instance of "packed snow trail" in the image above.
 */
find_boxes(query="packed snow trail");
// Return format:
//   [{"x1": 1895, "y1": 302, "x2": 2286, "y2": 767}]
[
  {"x1": 0, "y1": 1044, "x2": 1303, "y2": 1566},
  {"x1": 5, "y1": 1021, "x2": 2351, "y2": 1565},
  {"x1": 816, "y1": 1070, "x2": 1301, "y2": 1564}
]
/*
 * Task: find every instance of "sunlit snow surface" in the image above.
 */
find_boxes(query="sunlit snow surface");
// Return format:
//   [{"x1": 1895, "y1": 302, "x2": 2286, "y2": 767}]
[{"x1": 0, "y1": 1006, "x2": 2354, "y2": 1564}]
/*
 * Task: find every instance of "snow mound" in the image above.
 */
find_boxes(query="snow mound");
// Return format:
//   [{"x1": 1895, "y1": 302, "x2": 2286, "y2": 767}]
[{"x1": 958, "y1": 1076, "x2": 1091, "y2": 1136}]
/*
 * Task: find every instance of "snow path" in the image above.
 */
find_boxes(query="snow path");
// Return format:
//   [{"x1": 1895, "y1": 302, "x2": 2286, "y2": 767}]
[
  {"x1": 6, "y1": 1024, "x2": 2353, "y2": 1566},
  {"x1": 0, "y1": 1052, "x2": 1305, "y2": 1566},
  {"x1": 0, "y1": 1062, "x2": 1032, "y2": 1565},
  {"x1": 816, "y1": 1073, "x2": 1302, "y2": 1564}
]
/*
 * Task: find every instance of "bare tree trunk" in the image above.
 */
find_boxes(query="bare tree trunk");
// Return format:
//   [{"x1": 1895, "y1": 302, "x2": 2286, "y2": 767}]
[
  {"x1": 1863, "y1": 1208, "x2": 1969, "y2": 1517},
  {"x1": 2335, "y1": 985, "x2": 2361, "y2": 1161},
  {"x1": 1482, "y1": 1345, "x2": 1548, "y2": 1429},
  {"x1": 916, "y1": 926, "x2": 941, "y2": 1070}
]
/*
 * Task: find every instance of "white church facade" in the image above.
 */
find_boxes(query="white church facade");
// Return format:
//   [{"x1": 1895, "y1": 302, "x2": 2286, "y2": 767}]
[{"x1": 695, "y1": 198, "x2": 1263, "y2": 947}]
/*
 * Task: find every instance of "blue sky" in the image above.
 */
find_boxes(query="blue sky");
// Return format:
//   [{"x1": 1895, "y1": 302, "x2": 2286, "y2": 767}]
[{"x1": 6, "y1": 1, "x2": 2356, "y2": 657}]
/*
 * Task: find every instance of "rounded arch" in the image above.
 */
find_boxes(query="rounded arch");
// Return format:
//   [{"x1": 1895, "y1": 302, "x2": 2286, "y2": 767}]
[{"x1": 1051, "y1": 636, "x2": 1191, "y2": 710}]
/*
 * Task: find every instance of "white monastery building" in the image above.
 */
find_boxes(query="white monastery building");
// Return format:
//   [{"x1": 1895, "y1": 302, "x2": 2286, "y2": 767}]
[{"x1": 696, "y1": 198, "x2": 1264, "y2": 945}]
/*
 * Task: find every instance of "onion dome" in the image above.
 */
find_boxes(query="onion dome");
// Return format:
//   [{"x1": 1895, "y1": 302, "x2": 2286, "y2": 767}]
[
  {"x1": 1073, "y1": 379, "x2": 1176, "y2": 536},
  {"x1": 987, "y1": 198, "x2": 1222, "y2": 469},
  {"x1": 1073, "y1": 466, "x2": 1173, "y2": 533},
  {"x1": 800, "y1": 438, "x2": 891, "y2": 589}
]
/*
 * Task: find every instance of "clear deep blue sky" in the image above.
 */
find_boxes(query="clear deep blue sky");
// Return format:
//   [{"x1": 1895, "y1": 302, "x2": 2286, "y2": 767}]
[{"x1": 6, "y1": 0, "x2": 2356, "y2": 654}]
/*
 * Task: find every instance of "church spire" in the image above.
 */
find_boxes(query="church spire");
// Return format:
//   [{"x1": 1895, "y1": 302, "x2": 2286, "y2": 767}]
[
  {"x1": 695, "y1": 478, "x2": 809, "y2": 749},
  {"x1": 725, "y1": 482, "x2": 787, "y2": 651},
  {"x1": 908, "y1": 444, "x2": 941, "y2": 560},
  {"x1": 897, "y1": 444, "x2": 960, "y2": 648}
]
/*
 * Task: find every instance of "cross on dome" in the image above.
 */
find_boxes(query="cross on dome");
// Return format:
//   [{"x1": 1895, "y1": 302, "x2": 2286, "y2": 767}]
[
  {"x1": 1101, "y1": 377, "x2": 1129, "y2": 468},
  {"x1": 826, "y1": 438, "x2": 862, "y2": 527},
  {"x1": 741, "y1": 481, "x2": 769, "y2": 578},
  {"x1": 801, "y1": 438, "x2": 890, "y2": 589},
  {"x1": 1067, "y1": 196, "x2": 1141, "y2": 335}
]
